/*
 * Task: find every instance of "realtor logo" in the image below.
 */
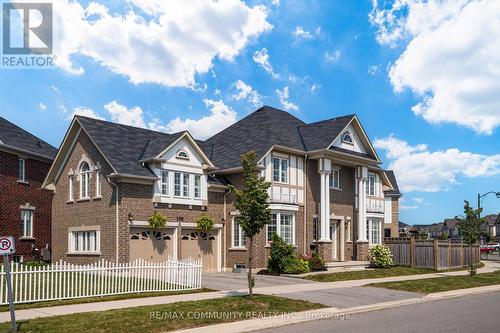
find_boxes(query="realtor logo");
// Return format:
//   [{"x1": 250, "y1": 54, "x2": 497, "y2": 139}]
[{"x1": 1, "y1": 1, "x2": 54, "y2": 68}]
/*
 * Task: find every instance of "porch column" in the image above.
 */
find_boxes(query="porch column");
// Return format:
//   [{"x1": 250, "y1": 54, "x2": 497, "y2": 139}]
[
  {"x1": 357, "y1": 166, "x2": 368, "y2": 242},
  {"x1": 339, "y1": 220, "x2": 345, "y2": 261},
  {"x1": 318, "y1": 158, "x2": 331, "y2": 242}
]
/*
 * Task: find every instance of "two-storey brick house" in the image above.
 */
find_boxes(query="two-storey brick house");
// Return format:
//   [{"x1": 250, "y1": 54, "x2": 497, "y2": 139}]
[
  {"x1": 0, "y1": 116, "x2": 57, "y2": 262},
  {"x1": 43, "y1": 106, "x2": 401, "y2": 271}
]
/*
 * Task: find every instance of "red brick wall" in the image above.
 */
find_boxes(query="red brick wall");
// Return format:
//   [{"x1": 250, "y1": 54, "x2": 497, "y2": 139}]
[{"x1": 0, "y1": 150, "x2": 52, "y2": 260}]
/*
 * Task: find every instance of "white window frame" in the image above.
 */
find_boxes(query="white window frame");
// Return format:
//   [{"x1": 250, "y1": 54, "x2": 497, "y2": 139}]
[
  {"x1": 176, "y1": 149, "x2": 190, "y2": 160},
  {"x1": 182, "y1": 173, "x2": 190, "y2": 197},
  {"x1": 160, "y1": 169, "x2": 169, "y2": 196},
  {"x1": 367, "y1": 218, "x2": 382, "y2": 245},
  {"x1": 69, "y1": 230, "x2": 100, "y2": 254},
  {"x1": 232, "y1": 218, "x2": 246, "y2": 248},
  {"x1": 367, "y1": 173, "x2": 376, "y2": 196},
  {"x1": 18, "y1": 158, "x2": 25, "y2": 182},
  {"x1": 21, "y1": 209, "x2": 33, "y2": 238},
  {"x1": 79, "y1": 162, "x2": 91, "y2": 199},
  {"x1": 267, "y1": 212, "x2": 295, "y2": 245},
  {"x1": 68, "y1": 175, "x2": 74, "y2": 201},
  {"x1": 273, "y1": 157, "x2": 288, "y2": 183},
  {"x1": 174, "y1": 172, "x2": 181, "y2": 196},
  {"x1": 329, "y1": 168, "x2": 341, "y2": 189},
  {"x1": 312, "y1": 217, "x2": 320, "y2": 241},
  {"x1": 194, "y1": 174, "x2": 201, "y2": 199},
  {"x1": 95, "y1": 169, "x2": 101, "y2": 197},
  {"x1": 342, "y1": 132, "x2": 353, "y2": 144}
]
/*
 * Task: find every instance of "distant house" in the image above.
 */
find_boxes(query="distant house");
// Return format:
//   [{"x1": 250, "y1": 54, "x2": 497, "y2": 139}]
[
  {"x1": 398, "y1": 222, "x2": 420, "y2": 238},
  {"x1": 415, "y1": 223, "x2": 443, "y2": 239},
  {"x1": 0, "y1": 117, "x2": 57, "y2": 262},
  {"x1": 484, "y1": 214, "x2": 499, "y2": 242}
]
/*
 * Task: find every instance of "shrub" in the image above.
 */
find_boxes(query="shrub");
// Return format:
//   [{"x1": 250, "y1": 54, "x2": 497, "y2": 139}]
[
  {"x1": 196, "y1": 215, "x2": 214, "y2": 231},
  {"x1": 283, "y1": 256, "x2": 310, "y2": 274},
  {"x1": 369, "y1": 244, "x2": 393, "y2": 268},
  {"x1": 268, "y1": 234, "x2": 295, "y2": 274},
  {"x1": 302, "y1": 252, "x2": 327, "y2": 272},
  {"x1": 148, "y1": 212, "x2": 167, "y2": 230}
]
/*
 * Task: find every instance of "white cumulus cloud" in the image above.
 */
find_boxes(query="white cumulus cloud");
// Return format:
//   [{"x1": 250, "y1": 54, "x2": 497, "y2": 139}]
[
  {"x1": 370, "y1": 0, "x2": 500, "y2": 134},
  {"x1": 253, "y1": 48, "x2": 279, "y2": 79},
  {"x1": 276, "y1": 87, "x2": 298, "y2": 111},
  {"x1": 104, "y1": 101, "x2": 147, "y2": 128},
  {"x1": 69, "y1": 107, "x2": 104, "y2": 120},
  {"x1": 53, "y1": 0, "x2": 272, "y2": 87},
  {"x1": 374, "y1": 134, "x2": 500, "y2": 193},
  {"x1": 232, "y1": 80, "x2": 262, "y2": 107},
  {"x1": 166, "y1": 99, "x2": 237, "y2": 139},
  {"x1": 324, "y1": 50, "x2": 341, "y2": 62}
]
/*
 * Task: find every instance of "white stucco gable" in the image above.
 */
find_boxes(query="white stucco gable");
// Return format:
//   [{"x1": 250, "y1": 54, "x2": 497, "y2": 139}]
[
  {"x1": 330, "y1": 123, "x2": 367, "y2": 154},
  {"x1": 160, "y1": 137, "x2": 205, "y2": 171}
]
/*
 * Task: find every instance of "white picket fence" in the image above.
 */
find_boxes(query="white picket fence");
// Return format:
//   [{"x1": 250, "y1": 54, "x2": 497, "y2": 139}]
[{"x1": 0, "y1": 258, "x2": 203, "y2": 305}]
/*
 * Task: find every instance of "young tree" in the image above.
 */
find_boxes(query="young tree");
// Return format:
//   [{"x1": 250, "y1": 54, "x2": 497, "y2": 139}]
[
  {"x1": 229, "y1": 151, "x2": 271, "y2": 298},
  {"x1": 456, "y1": 200, "x2": 486, "y2": 276}
]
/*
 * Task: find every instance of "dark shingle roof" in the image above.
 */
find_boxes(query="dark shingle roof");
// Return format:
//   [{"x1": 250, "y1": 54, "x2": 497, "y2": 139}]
[
  {"x1": 202, "y1": 106, "x2": 306, "y2": 170},
  {"x1": 298, "y1": 115, "x2": 355, "y2": 151},
  {"x1": 0, "y1": 116, "x2": 57, "y2": 160},
  {"x1": 76, "y1": 116, "x2": 181, "y2": 178},
  {"x1": 384, "y1": 170, "x2": 402, "y2": 196}
]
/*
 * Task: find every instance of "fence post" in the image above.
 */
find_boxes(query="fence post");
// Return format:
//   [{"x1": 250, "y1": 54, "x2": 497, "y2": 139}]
[
  {"x1": 433, "y1": 239, "x2": 439, "y2": 271},
  {"x1": 448, "y1": 241, "x2": 452, "y2": 270},
  {"x1": 410, "y1": 237, "x2": 415, "y2": 268},
  {"x1": 460, "y1": 243, "x2": 464, "y2": 267}
]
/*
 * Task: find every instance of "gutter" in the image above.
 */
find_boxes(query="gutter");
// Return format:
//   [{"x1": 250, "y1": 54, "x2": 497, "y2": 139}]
[
  {"x1": 223, "y1": 189, "x2": 230, "y2": 271},
  {"x1": 107, "y1": 177, "x2": 120, "y2": 263},
  {"x1": 303, "y1": 153, "x2": 308, "y2": 255},
  {"x1": 0, "y1": 143, "x2": 55, "y2": 163}
]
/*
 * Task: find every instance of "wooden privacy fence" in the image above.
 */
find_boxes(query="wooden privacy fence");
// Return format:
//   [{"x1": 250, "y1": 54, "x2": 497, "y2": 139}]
[
  {"x1": 384, "y1": 238, "x2": 480, "y2": 271},
  {"x1": 0, "y1": 258, "x2": 203, "y2": 305}
]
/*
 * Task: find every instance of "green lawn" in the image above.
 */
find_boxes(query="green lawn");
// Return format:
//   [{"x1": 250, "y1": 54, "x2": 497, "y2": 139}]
[
  {"x1": 0, "y1": 295, "x2": 325, "y2": 333},
  {"x1": 0, "y1": 288, "x2": 212, "y2": 312},
  {"x1": 303, "y1": 266, "x2": 438, "y2": 282},
  {"x1": 369, "y1": 270, "x2": 500, "y2": 294}
]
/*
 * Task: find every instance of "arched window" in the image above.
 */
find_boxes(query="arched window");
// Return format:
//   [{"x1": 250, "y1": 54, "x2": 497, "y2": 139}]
[
  {"x1": 80, "y1": 162, "x2": 91, "y2": 199},
  {"x1": 342, "y1": 132, "x2": 353, "y2": 144},
  {"x1": 176, "y1": 150, "x2": 189, "y2": 160}
]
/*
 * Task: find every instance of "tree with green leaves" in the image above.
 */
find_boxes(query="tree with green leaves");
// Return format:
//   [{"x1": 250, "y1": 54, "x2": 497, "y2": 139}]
[
  {"x1": 456, "y1": 200, "x2": 486, "y2": 276},
  {"x1": 229, "y1": 151, "x2": 271, "y2": 298}
]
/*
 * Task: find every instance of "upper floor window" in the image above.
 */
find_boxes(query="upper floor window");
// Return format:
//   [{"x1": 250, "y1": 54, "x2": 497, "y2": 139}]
[
  {"x1": 194, "y1": 175, "x2": 201, "y2": 198},
  {"x1": 367, "y1": 173, "x2": 375, "y2": 196},
  {"x1": 342, "y1": 132, "x2": 353, "y2": 144},
  {"x1": 18, "y1": 158, "x2": 25, "y2": 182},
  {"x1": 176, "y1": 150, "x2": 189, "y2": 160},
  {"x1": 95, "y1": 168, "x2": 101, "y2": 197},
  {"x1": 174, "y1": 172, "x2": 190, "y2": 197},
  {"x1": 329, "y1": 169, "x2": 340, "y2": 189},
  {"x1": 161, "y1": 170, "x2": 169, "y2": 195},
  {"x1": 68, "y1": 175, "x2": 74, "y2": 201},
  {"x1": 21, "y1": 209, "x2": 33, "y2": 238},
  {"x1": 273, "y1": 157, "x2": 288, "y2": 183},
  {"x1": 80, "y1": 162, "x2": 91, "y2": 199},
  {"x1": 232, "y1": 219, "x2": 246, "y2": 248}
]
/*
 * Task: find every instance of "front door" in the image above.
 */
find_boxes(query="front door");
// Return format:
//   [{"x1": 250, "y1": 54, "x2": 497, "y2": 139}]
[{"x1": 330, "y1": 220, "x2": 343, "y2": 261}]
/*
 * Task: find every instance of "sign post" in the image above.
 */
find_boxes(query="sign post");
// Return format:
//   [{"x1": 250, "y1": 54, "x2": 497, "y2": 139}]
[{"x1": 0, "y1": 236, "x2": 16, "y2": 332}]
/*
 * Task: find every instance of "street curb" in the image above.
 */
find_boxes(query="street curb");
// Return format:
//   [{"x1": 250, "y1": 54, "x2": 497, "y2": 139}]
[{"x1": 170, "y1": 284, "x2": 500, "y2": 333}]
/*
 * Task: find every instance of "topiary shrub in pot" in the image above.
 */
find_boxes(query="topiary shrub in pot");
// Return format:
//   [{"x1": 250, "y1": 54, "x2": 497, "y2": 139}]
[
  {"x1": 369, "y1": 244, "x2": 393, "y2": 268},
  {"x1": 148, "y1": 212, "x2": 167, "y2": 230}
]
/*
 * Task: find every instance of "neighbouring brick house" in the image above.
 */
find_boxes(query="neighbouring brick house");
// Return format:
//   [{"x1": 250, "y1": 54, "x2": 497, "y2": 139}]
[
  {"x1": 43, "y1": 106, "x2": 401, "y2": 271},
  {"x1": 0, "y1": 116, "x2": 57, "y2": 262}
]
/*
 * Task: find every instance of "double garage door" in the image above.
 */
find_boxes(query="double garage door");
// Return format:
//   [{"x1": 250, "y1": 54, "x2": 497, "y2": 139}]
[{"x1": 129, "y1": 227, "x2": 218, "y2": 271}]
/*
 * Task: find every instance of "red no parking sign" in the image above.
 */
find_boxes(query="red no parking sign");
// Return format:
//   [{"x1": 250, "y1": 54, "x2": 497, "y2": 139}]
[{"x1": 0, "y1": 236, "x2": 15, "y2": 255}]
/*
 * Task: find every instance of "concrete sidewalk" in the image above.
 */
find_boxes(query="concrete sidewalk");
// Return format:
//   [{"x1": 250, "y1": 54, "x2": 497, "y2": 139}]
[{"x1": 1, "y1": 260, "x2": 498, "y2": 324}]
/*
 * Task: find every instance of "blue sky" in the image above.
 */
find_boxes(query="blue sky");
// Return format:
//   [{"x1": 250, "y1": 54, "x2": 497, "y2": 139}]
[{"x1": 1, "y1": 0, "x2": 499, "y2": 224}]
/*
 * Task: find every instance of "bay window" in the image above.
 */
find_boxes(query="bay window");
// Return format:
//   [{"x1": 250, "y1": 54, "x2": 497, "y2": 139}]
[
  {"x1": 194, "y1": 175, "x2": 201, "y2": 198},
  {"x1": 267, "y1": 212, "x2": 295, "y2": 244},
  {"x1": 366, "y1": 218, "x2": 382, "y2": 245},
  {"x1": 161, "y1": 170, "x2": 169, "y2": 195},
  {"x1": 367, "y1": 173, "x2": 375, "y2": 196}
]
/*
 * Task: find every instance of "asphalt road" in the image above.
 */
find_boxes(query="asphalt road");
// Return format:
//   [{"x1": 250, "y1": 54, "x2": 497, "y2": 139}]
[{"x1": 256, "y1": 291, "x2": 500, "y2": 333}]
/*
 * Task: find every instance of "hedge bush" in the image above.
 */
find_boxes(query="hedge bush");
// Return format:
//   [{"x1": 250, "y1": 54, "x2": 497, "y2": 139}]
[
  {"x1": 369, "y1": 244, "x2": 393, "y2": 268},
  {"x1": 302, "y1": 252, "x2": 327, "y2": 272},
  {"x1": 268, "y1": 234, "x2": 310, "y2": 274}
]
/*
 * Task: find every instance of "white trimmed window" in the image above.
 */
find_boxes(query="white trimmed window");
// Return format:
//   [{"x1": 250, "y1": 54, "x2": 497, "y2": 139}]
[
  {"x1": 342, "y1": 132, "x2": 353, "y2": 144},
  {"x1": 174, "y1": 172, "x2": 181, "y2": 196},
  {"x1": 18, "y1": 158, "x2": 25, "y2": 182},
  {"x1": 267, "y1": 212, "x2": 295, "y2": 244},
  {"x1": 367, "y1": 173, "x2": 375, "y2": 196},
  {"x1": 174, "y1": 172, "x2": 190, "y2": 197},
  {"x1": 21, "y1": 209, "x2": 33, "y2": 238},
  {"x1": 312, "y1": 217, "x2": 320, "y2": 241},
  {"x1": 176, "y1": 150, "x2": 189, "y2": 160},
  {"x1": 232, "y1": 219, "x2": 246, "y2": 248},
  {"x1": 161, "y1": 170, "x2": 169, "y2": 195},
  {"x1": 329, "y1": 169, "x2": 340, "y2": 189},
  {"x1": 182, "y1": 173, "x2": 190, "y2": 197},
  {"x1": 273, "y1": 157, "x2": 288, "y2": 183},
  {"x1": 366, "y1": 219, "x2": 382, "y2": 245},
  {"x1": 95, "y1": 169, "x2": 101, "y2": 197},
  {"x1": 70, "y1": 230, "x2": 100, "y2": 253},
  {"x1": 79, "y1": 162, "x2": 91, "y2": 199},
  {"x1": 68, "y1": 175, "x2": 74, "y2": 201},
  {"x1": 194, "y1": 175, "x2": 201, "y2": 198}
]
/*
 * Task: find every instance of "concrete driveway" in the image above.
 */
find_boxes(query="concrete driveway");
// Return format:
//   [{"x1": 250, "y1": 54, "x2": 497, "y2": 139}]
[{"x1": 202, "y1": 271, "x2": 317, "y2": 291}]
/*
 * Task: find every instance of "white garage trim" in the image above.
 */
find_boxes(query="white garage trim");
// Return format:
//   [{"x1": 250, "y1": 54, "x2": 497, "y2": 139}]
[{"x1": 130, "y1": 221, "x2": 223, "y2": 229}]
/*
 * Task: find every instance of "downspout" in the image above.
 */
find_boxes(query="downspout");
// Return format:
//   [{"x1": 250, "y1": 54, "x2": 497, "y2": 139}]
[
  {"x1": 303, "y1": 154, "x2": 308, "y2": 255},
  {"x1": 108, "y1": 177, "x2": 120, "y2": 263},
  {"x1": 223, "y1": 189, "x2": 230, "y2": 271}
]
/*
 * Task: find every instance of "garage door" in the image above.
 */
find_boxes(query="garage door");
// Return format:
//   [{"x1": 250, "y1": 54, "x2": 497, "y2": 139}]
[
  {"x1": 181, "y1": 229, "x2": 218, "y2": 272},
  {"x1": 130, "y1": 228, "x2": 174, "y2": 262}
]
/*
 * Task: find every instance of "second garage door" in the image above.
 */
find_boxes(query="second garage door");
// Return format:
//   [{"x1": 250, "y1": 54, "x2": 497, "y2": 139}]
[
  {"x1": 130, "y1": 228, "x2": 175, "y2": 262},
  {"x1": 181, "y1": 229, "x2": 218, "y2": 272}
]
